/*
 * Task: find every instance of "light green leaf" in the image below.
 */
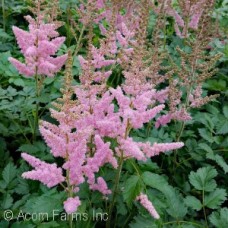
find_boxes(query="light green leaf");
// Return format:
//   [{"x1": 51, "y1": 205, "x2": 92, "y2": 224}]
[
  {"x1": 209, "y1": 207, "x2": 228, "y2": 228},
  {"x1": 189, "y1": 167, "x2": 217, "y2": 192},
  {"x1": 205, "y1": 188, "x2": 227, "y2": 209},
  {"x1": 13, "y1": 78, "x2": 25, "y2": 87},
  {"x1": 123, "y1": 175, "x2": 142, "y2": 207},
  {"x1": 184, "y1": 196, "x2": 202, "y2": 211}
]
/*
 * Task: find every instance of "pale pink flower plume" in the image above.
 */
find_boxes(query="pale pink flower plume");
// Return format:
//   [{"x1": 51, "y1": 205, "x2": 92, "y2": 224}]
[
  {"x1": 136, "y1": 193, "x2": 160, "y2": 219},
  {"x1": 64, "y1": 197, "x2": 81, "y2": 214},
  {"x1": 21, "y1": 153, "x2": 65, "y2": 188},
  {"x1": 9, "y1": 15, "x2": 67, "y2": 77}
]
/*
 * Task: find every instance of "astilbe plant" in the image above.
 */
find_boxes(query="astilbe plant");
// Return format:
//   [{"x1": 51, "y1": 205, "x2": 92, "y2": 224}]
[{"x1": 17, "y1": 0, "x2": 221, "y2": 227}]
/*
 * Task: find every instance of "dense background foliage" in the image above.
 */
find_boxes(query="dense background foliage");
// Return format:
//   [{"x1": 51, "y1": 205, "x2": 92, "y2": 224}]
[{"x1": 0, "y1": 0, "x2": 227, "y2": 227}]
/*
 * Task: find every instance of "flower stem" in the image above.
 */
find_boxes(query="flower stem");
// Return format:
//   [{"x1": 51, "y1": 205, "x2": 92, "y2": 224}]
[
  {"x1": 2, "y1": 0, "x2": 6, "y2": 31},
  {"x1": 33, "y1": 73, "x2": 40, "y2": 142},
  {"x1": 106, "y1": 151, "x2": 124, "y2": 228},
  {"x1": 202, "y1": 189, "x2": 209, "y2": 228}
]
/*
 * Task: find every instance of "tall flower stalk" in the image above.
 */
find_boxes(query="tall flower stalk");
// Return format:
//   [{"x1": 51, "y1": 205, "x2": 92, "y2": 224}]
[{"x1": 9, "y1": 0, "x2": 67, "y2": 141}]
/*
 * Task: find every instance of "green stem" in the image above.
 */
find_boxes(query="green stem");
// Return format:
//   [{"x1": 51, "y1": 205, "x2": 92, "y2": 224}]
[
  {"x1": 74, "y1": 25, "x2": 85, "y2": 56},
  {"x1": 202, "y1": 189, "x2": 209, "y2": 228},
  {"x1": 33, "y1": 73, "x2": 39, "y2": 142},
  {"x1": 106, "y1": 152, "x2": 124, "y2": 228},
  {"x1": 65, "y1": 134, "x2": 73, "y2": 228},
  {"x1": 11, "y1": 119, "x2": 31, "y2": 144},
  {"x1": 2, "y1": 0, "x2": 6, "y2": 31},
  {"x1": 163, "y1": 220, "x2": 204, "y2": 228},
  {"x1": 67, "y1": 177, "x2": 73, "y2": 228}
]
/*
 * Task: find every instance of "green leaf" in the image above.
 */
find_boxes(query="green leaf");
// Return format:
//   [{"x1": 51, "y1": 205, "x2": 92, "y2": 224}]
[
  {"x1": 223, "y1": 106, "x2": 228, "y2": 118},
  {"x1": 142, "y1": 172, "x2": 187, "y2": 218},
  {"x1": 23, "y1": 192, "x2": 64, "y2": 216},
  {"x1": 18, "y1": 144, "x2": 39, "y2": 153},
  {"x1": 189, "y1": 167, "x2": 217, "y2": 192},
  {"x1": 13, "y1": 78, "x2": 25, "y2": 87},
  {"x1": 142, "y1": 172, "x2": 169, "y2": 191},
  {"x1": 209, "y1": 207, "x2": 228, "y2": 227},
  {"x1": 37, "y1": 221, "x2": 60, "y2": 228},
  {"x1": 129, "y1": 215, "x2": 158, "y2": 228},
  {"x1": 198, "y1": 143, "x2": 213, "y2": 153},
  {"x1": 198, "y1": 128, "x2": 214, "y2": 143},
  {"x1": 2, "y1": 163, "x2": 17, "y2": 186},
  {"x1": 163, "y1": 186, "x2": 187, "y2": 219},
  {"x1": 15, "y1": 178, "x2": 30, "y2": 195},
  {"x1": 123, "y1": 175, "x2": 142, "y2": 207},
  {"x1": 184, "y1": 196, "x2": 202, "y2": 211},
  {"x1": 206, "y1": 151, "x2": 228, "y2": 174},
  {"x1": 205, "y1": 188, "x2": 227, "y2": 209},
  {"x1": 11, "y1": 222, "x2": 35, "y2": 228},
  {"x1": 216, "y1": 119, "x2": 228, "y2": 135},
  {"x1": 1, "y1": 193, "x2": 13, "y2": 209}
]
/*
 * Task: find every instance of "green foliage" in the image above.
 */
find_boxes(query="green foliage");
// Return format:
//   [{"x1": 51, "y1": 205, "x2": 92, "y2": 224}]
[
  {"x1": 184, "y1": 196, "x2": 202, "y2": 211},
  {"x1": 142, "y1": 172, "x2": 187, "y2": 219},
  {"x1": 209, "y1": 208, "x2": 228, "y2": 228},
  {"x1": 204, "y1": 188, "x2": 227, "y2": 209},
  {"x1": 123, "y1": 175, "x2": 142, "y2": 207},
  {"x1": 0, "y1": 1, "x2": 227, "y2": 227},
  {"x1": 189, "y1": 166, "x2": 218, "y2": 192}
]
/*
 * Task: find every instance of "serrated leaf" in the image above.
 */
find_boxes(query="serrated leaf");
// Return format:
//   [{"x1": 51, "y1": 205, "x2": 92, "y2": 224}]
[
  {"x1": 13, "y1": 78, "x2": 25, "y2": 87},
  {"x1": 15, "y1": 178, "x2": 30, "y2": 195},
  {"x1": 2, "y1": 163, "x2": 17, "y2": 185},
  {"x1": 23, "y1": 192, "x2": 64, "y2": 216},
  {"x1": 205, "y1": 188, "x2": 227, "y2": 209},
  {"x1": 37, "y1": 221, "x2": 60, "y2": 228},
  {"x1": 142, "y1": 172, "x2": 187, "y2": 218},
  {"x1": 18, "y1": 144, "x2": 39, "y2": 153},
  {"x1": 216, "y1": 119, "x2": 228, "y2": 135},
  {"x1": 1, "y1": 193, "x2": 13, "y2": 209},
  {"x1": 142, "y1": 172, "x2": 169, "y2": 191},
  {"x1": 11, "y1": 222, "x2": 35, "y2": 228},
  {"x1": 198, "y1": 143, "x2": 213, "y2": 153},
  {"x1": 129, "y1": 215, "x2": 158, "y2": 228},
  {"x1": 189, "y1": 167, "x2": 217, "y2": 192},
  {"x1": 223, "y1": 106, "x2": 228, "y2": 118},
  {"x1": 198, "y1": 128, "x2": 214, "y2": 143},
  {"x1": 123, "y1": 175, "x2": 142, "y2": 207},
  {"x1": 163, "y1": 186, "x2": 187, "y2": 218},
  {"x1": 184, "y1": 196, "x2": 202, "y2": 211},
  {"x1": 206, "y1": 152, "x2": 228, "y2": 173},
  {"x1": 209, "y1": 207, "x2": 228, "y2": 227}
]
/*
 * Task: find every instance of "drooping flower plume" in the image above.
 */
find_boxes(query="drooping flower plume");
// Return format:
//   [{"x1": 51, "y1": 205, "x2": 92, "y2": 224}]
[{"x1": 136, "y1": 193, "x2": 160, "y2": 219}]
